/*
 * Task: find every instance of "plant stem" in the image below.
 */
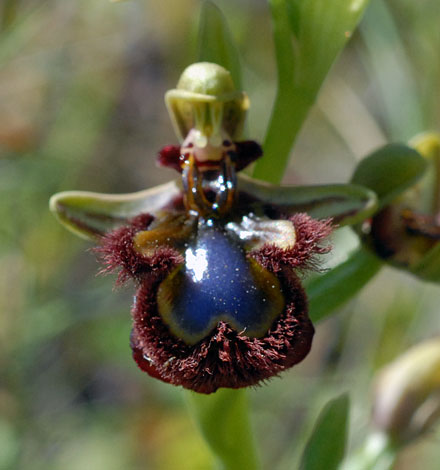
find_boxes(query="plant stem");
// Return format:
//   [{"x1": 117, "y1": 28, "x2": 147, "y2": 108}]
[
  {"x1": 185, "y1": 388, "x2": 261, "y2": 470},
  {"x1": 256, "y1": 88, "x2": 312, "y2": 184}
]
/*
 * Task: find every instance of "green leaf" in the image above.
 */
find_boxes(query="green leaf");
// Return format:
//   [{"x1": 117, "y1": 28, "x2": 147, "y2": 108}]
[
  {"x1": 49, "y1": 180, "x2": 181, "y2": 240},
  {"x1": 197, "y1": 1, "x2": 242, "y2": 89},
  {"x1": 238, "y1": 174, "x2": 378, "y2": 226},
  {"x1": 253, "y1": 0, "x2": 370, "y2": 183},
  {"x1": 185, "y1": 389, "x2": 260, "y2": 470},
  {"x1": 359, "y1": 0, "x2": 424, "y2": 141},
  {"x1": 306, "y1": 246, "x2": 382, "y2": 323},
  {"x1": 299, "y1": 394, "x2": 350, "y2": 470},
  {"x1": 351, "y1": 144, "x2": 427, "y2": 208}
]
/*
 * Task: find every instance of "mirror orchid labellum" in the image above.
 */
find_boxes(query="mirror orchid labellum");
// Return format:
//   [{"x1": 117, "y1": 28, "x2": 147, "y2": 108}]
[{"x1": 50, "y1": 62, "x2": 377, "y2": 393}]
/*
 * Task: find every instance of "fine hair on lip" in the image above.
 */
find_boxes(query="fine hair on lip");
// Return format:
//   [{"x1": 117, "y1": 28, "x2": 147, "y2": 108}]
[
  {"x1": 131, "y1": 267, "x2": 314, "y2": 394},
  {"x1": 96, "y1": 211, "x2": 332, "y2": 393}
]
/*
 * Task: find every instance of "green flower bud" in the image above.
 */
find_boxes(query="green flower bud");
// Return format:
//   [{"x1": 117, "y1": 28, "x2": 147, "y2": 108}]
[
  {"x1": 372, "y1": 338, "x2": 440, "y2": 445},
  {"x1": 370, "y1": 132, "x2": 440, "y2": 281},
  {"x1": 165, "y1": 62, "x2": 249, "y2": 142}
]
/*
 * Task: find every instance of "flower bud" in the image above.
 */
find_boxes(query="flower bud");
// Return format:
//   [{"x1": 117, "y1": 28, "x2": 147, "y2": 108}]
[
  {"x1": 370, "y1": 133, "x2": 440, "y2": 281},
  {"x1": 372, "y1": 337, "x2": 440, "y2": 444}
]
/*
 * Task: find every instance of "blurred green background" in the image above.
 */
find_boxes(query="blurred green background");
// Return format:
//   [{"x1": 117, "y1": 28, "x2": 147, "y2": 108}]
[{"x1": 0, "y1": 0, "x2": 439, "y2": 469}]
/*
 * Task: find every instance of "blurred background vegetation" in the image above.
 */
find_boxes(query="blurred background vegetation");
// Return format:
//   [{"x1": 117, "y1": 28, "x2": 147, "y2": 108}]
[{"x1": 0, "y1": 0, "x2": 439, "y2": 469}]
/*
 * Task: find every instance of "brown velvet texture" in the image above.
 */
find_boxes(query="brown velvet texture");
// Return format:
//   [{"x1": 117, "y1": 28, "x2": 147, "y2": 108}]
[
  {"x1": 97, "y1": 212, "x2": 332, "y2": 393},
  {"x1": 94, "y1": 213, "x2": 183, "y2": 285},
  {"x1": 251, "y1": 213, "x2": 333, "y2": 273},
  {"x1": 131, "y1": 268, "x2": 313, "y2": 394}
]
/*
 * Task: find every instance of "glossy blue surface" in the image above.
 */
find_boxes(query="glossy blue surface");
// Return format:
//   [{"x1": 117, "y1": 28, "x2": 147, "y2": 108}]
[{"x1": 157, "y1": 221, "x2": 284, "y2": 344}]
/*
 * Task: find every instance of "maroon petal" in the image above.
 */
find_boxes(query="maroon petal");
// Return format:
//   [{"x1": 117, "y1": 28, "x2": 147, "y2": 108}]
[
  {"x1": 157, "y1": 145, "x2": 183, "y2": 173},
  {"x1": 233, "y1": 140, "x2": 263, "y2": 171}
]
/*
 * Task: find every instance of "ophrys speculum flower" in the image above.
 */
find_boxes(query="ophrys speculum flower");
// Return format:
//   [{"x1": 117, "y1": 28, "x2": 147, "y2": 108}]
[{"x1": 50, "y1": 62, "x2": 377, "y2": 393}]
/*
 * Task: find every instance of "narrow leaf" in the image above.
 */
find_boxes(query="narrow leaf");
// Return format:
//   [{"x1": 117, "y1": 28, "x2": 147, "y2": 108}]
[
  {"x1": 299, "y1": 394, "x2": 350, "y2": 470},
  {"x1": 186, "y1": 389, "x2": 260, "y2": 470},
  {"x1": 197, "y1": 1, "x2": 242, "y2": 89},
  {"x1": 49, "y1": 180, "x2": 181, "y2": 240},
  {"x1": 253, "y1": 0, "x2": 370, "y2": 183},
  {"x1": 238, "y1": 174, "x2": 377, "y2": 226},
  {"x1": 351, "y1": 143, "x2": 427, "y2": 208},
  {"x1": 360, "y1": 0, "x2": 424, "y2": 141}
]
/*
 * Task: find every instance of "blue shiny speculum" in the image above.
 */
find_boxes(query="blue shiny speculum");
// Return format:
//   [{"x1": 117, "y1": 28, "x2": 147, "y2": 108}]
[{"x1": 157, "y1": 220, "x2": 285, "y2": 345}]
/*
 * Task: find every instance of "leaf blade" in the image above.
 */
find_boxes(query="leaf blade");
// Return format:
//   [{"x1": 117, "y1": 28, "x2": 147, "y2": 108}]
[
  {"x1": 253, "y1": 0, "x2": 370, "y2": 183},
  {"x1": 197, "y1": 1, "x2": 242, "y2": 89},
  {"x1": 185, "y1": 389, "x2": 260, "y2": 470},
  {"x1": 299, "y1": 394, "x2": 350, "y2": 470}
]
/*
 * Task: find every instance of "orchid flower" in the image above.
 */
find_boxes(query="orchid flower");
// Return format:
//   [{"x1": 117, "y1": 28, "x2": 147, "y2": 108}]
[{"x1": 50, "y1": 62, "x2": 377, "y2": 393}]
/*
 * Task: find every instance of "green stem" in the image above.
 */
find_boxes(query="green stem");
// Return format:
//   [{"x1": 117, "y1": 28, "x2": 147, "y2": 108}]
[
  {"x1": 185, "y1": 389, "x2": 261, "y2": 470},
  {"x1": 256, "y1": 88, "x2": 312, "y2": 184}
]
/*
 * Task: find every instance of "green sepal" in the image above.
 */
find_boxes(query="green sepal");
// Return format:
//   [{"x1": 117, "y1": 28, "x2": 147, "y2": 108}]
[
  {"x1": 238, "y1": 174, "x2": 378, "y2": 226},
  {"x1": 165, "y1": 63, "x2": 248, "y2": 143},
  {"x1": 351, "y1": 143, "x2": 427, "y2": 208},
  {"x1": 49, "y1": 180, "x2": 181, "y2": 240}
]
